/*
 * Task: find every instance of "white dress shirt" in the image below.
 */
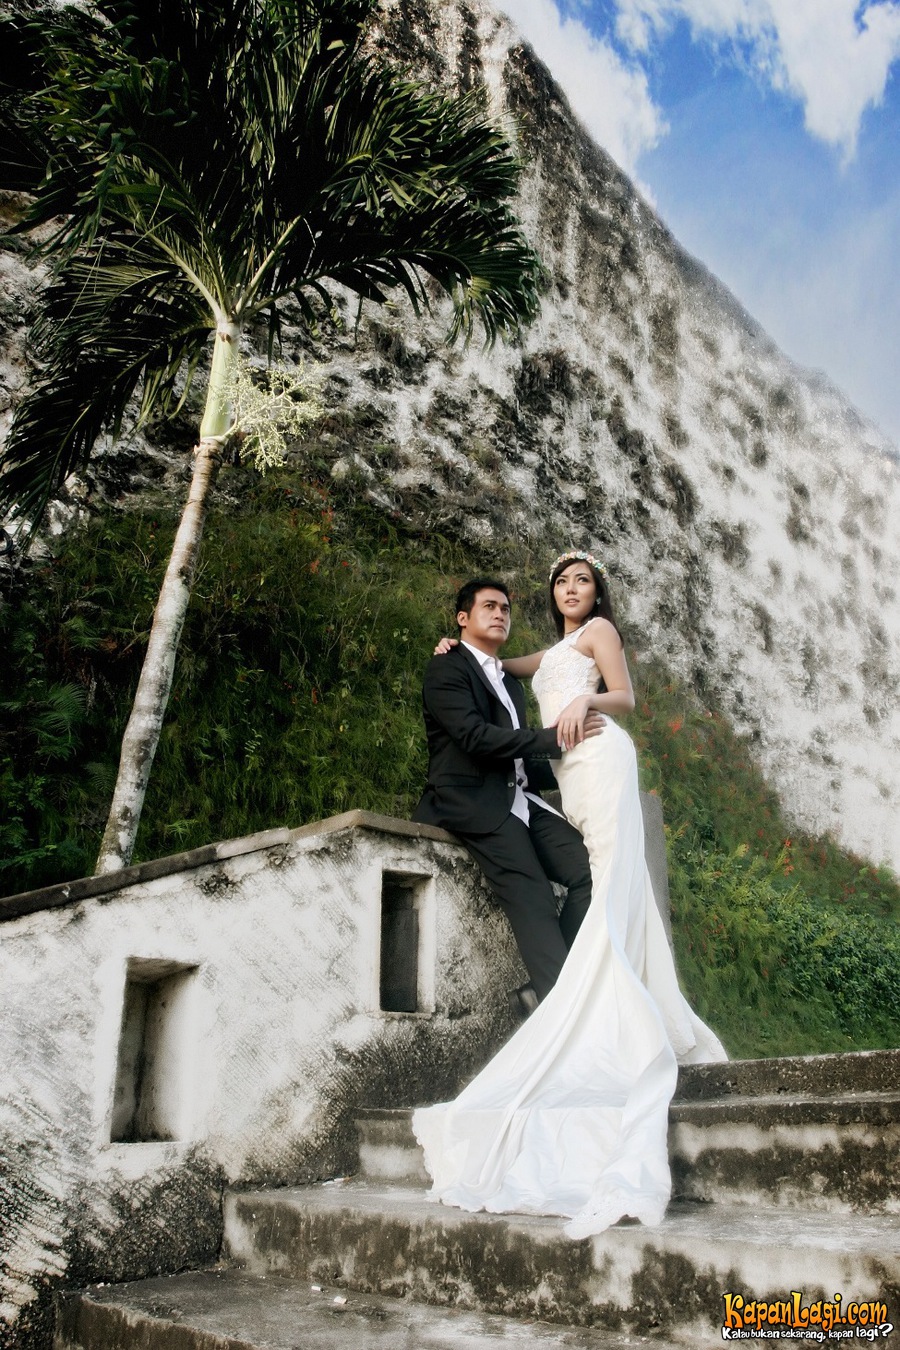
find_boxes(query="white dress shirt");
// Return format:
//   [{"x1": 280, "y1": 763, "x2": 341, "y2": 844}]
[{"x1": 461, "y1": 642, "x2": 562, "y2": 825}]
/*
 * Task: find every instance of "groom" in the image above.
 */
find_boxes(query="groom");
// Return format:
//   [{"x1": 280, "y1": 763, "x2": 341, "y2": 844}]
[{"x1": 412, "y1": 578, "x2": 599, "y2": 1002}]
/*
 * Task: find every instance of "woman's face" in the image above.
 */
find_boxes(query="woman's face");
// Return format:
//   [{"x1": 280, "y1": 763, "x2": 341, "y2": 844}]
[{"x1": 554, "y1": 561, "x2": 598, "y2": 626}]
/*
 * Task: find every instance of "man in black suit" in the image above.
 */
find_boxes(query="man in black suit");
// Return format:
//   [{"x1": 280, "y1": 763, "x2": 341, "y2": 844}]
[{"x1": 413, "y1": 578, "x2": 598, "y2": 1002}]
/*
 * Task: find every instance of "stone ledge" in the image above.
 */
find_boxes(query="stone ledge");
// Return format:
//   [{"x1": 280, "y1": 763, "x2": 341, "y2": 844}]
[
  {"x1": 354, "y1": 1096, "x2": 900, "y2": 1212},
  {"x1": 355, "y1": 1106, "x2": 418, "y2": 1121},
  {"x1": 223, "y1": 1182, "x2": 900, "y2": 1338},
  {"x1": 676, "y1": 1048, "x2": 900, "y2": 1099},
  {"x1": 56, "y1": 1269, "x2": 686, "y2": 1350},
  {"x1": 670, "y1": 1089, "x2": 900, "y2": 1128},
  {"x1": 0, "y1": 796, "x2": 670, "y2": 928},
  {"x1": 0, "y1": 810, "x2": 460, "y2": 924}
]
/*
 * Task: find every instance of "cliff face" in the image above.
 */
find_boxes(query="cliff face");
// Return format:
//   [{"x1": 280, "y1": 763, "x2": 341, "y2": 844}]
[
  {"x1": 367, "y1": 0, "x2": 899, "y2": 872},
  {"x1": 1, "y1": 0, "x2": 897, "y2": 871}
]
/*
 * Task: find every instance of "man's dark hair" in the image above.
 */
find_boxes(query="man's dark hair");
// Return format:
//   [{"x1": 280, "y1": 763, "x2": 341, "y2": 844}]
[{"x1": 455, "y1": 578, "x2": 510, "y2": 627}]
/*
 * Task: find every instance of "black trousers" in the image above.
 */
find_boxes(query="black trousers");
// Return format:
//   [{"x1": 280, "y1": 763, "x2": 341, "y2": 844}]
[{"x1": 457, "y1": 800, "x2": 593, "y2": 1002}]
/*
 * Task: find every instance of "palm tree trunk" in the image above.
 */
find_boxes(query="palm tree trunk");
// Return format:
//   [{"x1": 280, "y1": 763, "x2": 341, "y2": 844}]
[{"x1": 95, "y1": 321, "x2": 238, "y2": 874}]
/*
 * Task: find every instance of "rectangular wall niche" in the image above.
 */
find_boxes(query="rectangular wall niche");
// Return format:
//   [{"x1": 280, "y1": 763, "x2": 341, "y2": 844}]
[
  {"x1": 110, "y1": 958, "x2": 197, "y2": 1143},
  {"x1": 379, "y1": 872, "x2": 432, "y2": 1013}
]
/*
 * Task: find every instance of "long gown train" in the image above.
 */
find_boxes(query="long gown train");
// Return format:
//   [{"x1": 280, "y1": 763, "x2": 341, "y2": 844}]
[{"x1": 412, "y1": 632, "x2": 726, "y2": 1238}]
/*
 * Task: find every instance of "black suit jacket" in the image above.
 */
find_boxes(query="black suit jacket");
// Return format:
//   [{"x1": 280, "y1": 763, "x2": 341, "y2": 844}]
[{"x1": 412, "y1": 644, "x2": 561, "y2": 835}]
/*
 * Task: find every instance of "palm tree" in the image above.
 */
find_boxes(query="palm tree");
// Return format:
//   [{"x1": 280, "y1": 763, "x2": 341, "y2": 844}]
[{"x1": 0, "y1": 0, "x2": 541, "y2": 874}]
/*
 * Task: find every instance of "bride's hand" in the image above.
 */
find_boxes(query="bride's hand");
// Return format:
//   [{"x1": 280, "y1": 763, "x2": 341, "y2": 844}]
[
  {"x1": 554, "y1": 696, "x2": 602, "y2": 750},
  {"x1": 434, "y1": 636, "x2": 458, "y2": 655}
]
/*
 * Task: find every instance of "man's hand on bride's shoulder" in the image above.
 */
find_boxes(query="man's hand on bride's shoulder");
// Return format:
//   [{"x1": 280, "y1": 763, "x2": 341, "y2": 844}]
[{"x1": 434, "y1": 637, "x2": 459, "y2": 655}]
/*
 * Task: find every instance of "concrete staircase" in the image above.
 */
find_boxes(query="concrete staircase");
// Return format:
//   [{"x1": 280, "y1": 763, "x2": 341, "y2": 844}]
[{"x1": 55, "y1": 1050, "x2": 900, "y2": 1348}]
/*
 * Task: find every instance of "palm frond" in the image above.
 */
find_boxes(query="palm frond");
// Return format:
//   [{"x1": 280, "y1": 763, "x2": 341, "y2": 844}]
[
  {"x1": 4, "y1": 0, "x2": 539, "y2": 336},
  {"x1": 0, "y1": 0, "x2": 542, "y2": 526},
  {"x1": 0, "y1": 245, "x2": 211, "y2": 523},
  {"x1": 256, "y1": 59, "x2": 540, "y2": 340},
  {"x1": 212, "y1": 27, "x2": 540, "y2": 338},
  {"x1": 0, "y1": 7, "x2": 53, "y2": 195}
]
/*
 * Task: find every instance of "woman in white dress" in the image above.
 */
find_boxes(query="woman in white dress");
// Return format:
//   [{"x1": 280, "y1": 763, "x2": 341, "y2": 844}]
[{"x1": 412, "y1": 551, "x2": 726, "y2": 1238}]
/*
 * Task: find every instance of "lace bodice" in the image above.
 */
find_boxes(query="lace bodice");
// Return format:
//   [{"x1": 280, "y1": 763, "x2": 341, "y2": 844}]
[{"x1": 532, "y1": 627, "x2": 602, "y2": 725}]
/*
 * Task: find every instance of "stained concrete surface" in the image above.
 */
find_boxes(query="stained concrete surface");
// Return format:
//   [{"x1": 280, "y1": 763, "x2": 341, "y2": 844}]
[
  {"x1": 227, "y1": 1178, "x2": 900, "y2": 1256},
  {"x1": 56, "y1": 1270, "x2": 689, "y2": 1350},
  {"x1": 667, "y1": 1066, "x2": 900, "y2": 1214},
  {"x1": 676, "y1": 1049, "x2": 900, "y2": 1100},
  {"x1": 670, "y1": 1091, "x2": 900, "y2": 1126},
  {"x1": 356, "y1": 1067, "x2": 900, "y2": 1216},
  {"x1": 222, "y1": 1182, "x2": 900, "y2": 1338}
]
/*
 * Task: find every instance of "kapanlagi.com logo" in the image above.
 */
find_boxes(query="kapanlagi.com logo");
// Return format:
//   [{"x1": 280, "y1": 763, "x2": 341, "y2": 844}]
[{"x1": 722, "y1": 1292, "x2": 894, "y2": 1342}]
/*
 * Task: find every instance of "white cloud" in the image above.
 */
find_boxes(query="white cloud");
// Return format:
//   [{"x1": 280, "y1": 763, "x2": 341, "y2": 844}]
[
  {"x1": 497, "y1": 0, "x2": 900, "y2": 168},
  {"x1": 770, "y1": 0, "x2": 900, "y2": 154},
  {"x1": 613, "y1": 0, "x2": 900, "y2": 157},
  {"x1": 498, "y1": 0, "x2": 667, "y2": 172}
]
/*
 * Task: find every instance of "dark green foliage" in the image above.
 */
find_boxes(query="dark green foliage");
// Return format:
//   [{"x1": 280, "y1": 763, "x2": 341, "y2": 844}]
[
  {"x1": 769, "y1": 890, "x2": 900, "y2": 1043},
  {"x1": 1, "y1": 485, "x2": 898, "y2": 1057},
  {"x1": 139, "y1": 494, "x2": 446, "y2": 850},
  {"x1": 669, "y1": 845, "x2": 900, "y2": 1057},
  {"x1": 628, "y1": 666, "x2": 900, "y2": 923},
  {"x1": 628, "y1": 670, "x2": 900, "y2": 1055},
  {"x1": 1, "y1": 0, "x2": 545, "y2": 871},
  {"x1": 0, "y1": 482, "x2": 449, "y2": 884}
]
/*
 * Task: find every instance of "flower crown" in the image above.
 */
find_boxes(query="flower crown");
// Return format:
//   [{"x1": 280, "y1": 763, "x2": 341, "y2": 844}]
[{"x1": 549, "y1": 550, "x2": 608, "y2": 581}]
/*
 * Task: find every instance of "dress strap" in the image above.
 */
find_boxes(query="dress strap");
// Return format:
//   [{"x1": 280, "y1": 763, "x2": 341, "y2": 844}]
[{"x1": 567, "y1": 616, "x2": 601, "y2": 642}]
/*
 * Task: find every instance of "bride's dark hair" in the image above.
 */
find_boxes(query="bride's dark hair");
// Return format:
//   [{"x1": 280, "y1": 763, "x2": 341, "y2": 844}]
[{"x1": 549, "y1": 555, "x2": 623, "y2": 642}]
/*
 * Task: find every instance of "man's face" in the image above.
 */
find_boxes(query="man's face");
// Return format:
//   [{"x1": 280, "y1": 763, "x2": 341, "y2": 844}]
[{"x1": 457, "y1": 588, "x2": 511, "y2": 653}]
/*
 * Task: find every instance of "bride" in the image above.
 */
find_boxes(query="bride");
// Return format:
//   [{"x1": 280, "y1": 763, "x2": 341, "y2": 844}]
[{"x1": 412, "y1": 550, "x2": 726, "y2": 1238}]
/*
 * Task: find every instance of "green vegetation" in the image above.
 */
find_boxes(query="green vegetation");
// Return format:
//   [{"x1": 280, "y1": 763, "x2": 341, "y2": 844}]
[
  {"x1": 2, "y1": 474, "x2": 898, "y2": 1058},
  {"x1": 665, "y1": 845, "x2": 900, "y2": 1058},
  {"x1": 626, "y1": 671, "x2": 900, "y2": 1055}
]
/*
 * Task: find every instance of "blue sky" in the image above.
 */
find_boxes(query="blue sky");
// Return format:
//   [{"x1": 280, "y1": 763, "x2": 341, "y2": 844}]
[{"x1": 498, "y1": 0, "x2": 900, "y2": 446}]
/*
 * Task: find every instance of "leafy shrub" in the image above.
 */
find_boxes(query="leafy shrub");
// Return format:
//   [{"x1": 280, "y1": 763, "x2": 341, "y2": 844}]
[
  {"x1": 770, "y1": 891, "x2": 900, "y2": 1042},
  {"x1": 669, "y1": 843, "x2": 900, "y2": 1057}
]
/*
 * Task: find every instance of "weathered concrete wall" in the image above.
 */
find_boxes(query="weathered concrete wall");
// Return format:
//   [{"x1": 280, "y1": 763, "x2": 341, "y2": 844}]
[{"x1": 0, "y1": 813, "x2": 526, "y2": 1346}]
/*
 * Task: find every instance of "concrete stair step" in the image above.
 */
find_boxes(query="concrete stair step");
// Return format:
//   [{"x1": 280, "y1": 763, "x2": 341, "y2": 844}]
[
  {"x1": 671, "y1": 1050, "x2": 900, "y2": 1214},
  {"x1": 222, "y1": 1181, "x2": 900, "y2": 1343},
  {"x1": 55, "y1": 1269, "x2": 686, "y2": 1349},
  {"x1": 357, "y1": 1051, "x2": 900, "y2": 1213},
  {"x1": 669, "y1": 1088, "x2": 900, "y2": 1213},
  {"x1": 357, "y1": 1107, "x2": 430, "y2": 1185},
  {"x1": 675, "y1": 1049, "x2": 900, "y2": 1100}
]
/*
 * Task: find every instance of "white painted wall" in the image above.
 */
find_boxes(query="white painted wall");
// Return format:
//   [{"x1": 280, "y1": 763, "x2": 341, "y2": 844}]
[
  {"x1": 0, "y1": 814, "x2": 524, "y2": 1338},
  {"x1": 0, "y1": 798, "x2": 673, "y2": 1341}
]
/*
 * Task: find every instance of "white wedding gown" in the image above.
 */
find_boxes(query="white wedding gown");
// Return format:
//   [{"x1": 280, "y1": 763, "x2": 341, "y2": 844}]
[{"x1": 412, "y1": 626, "x2": 726, "y2": 1238}]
